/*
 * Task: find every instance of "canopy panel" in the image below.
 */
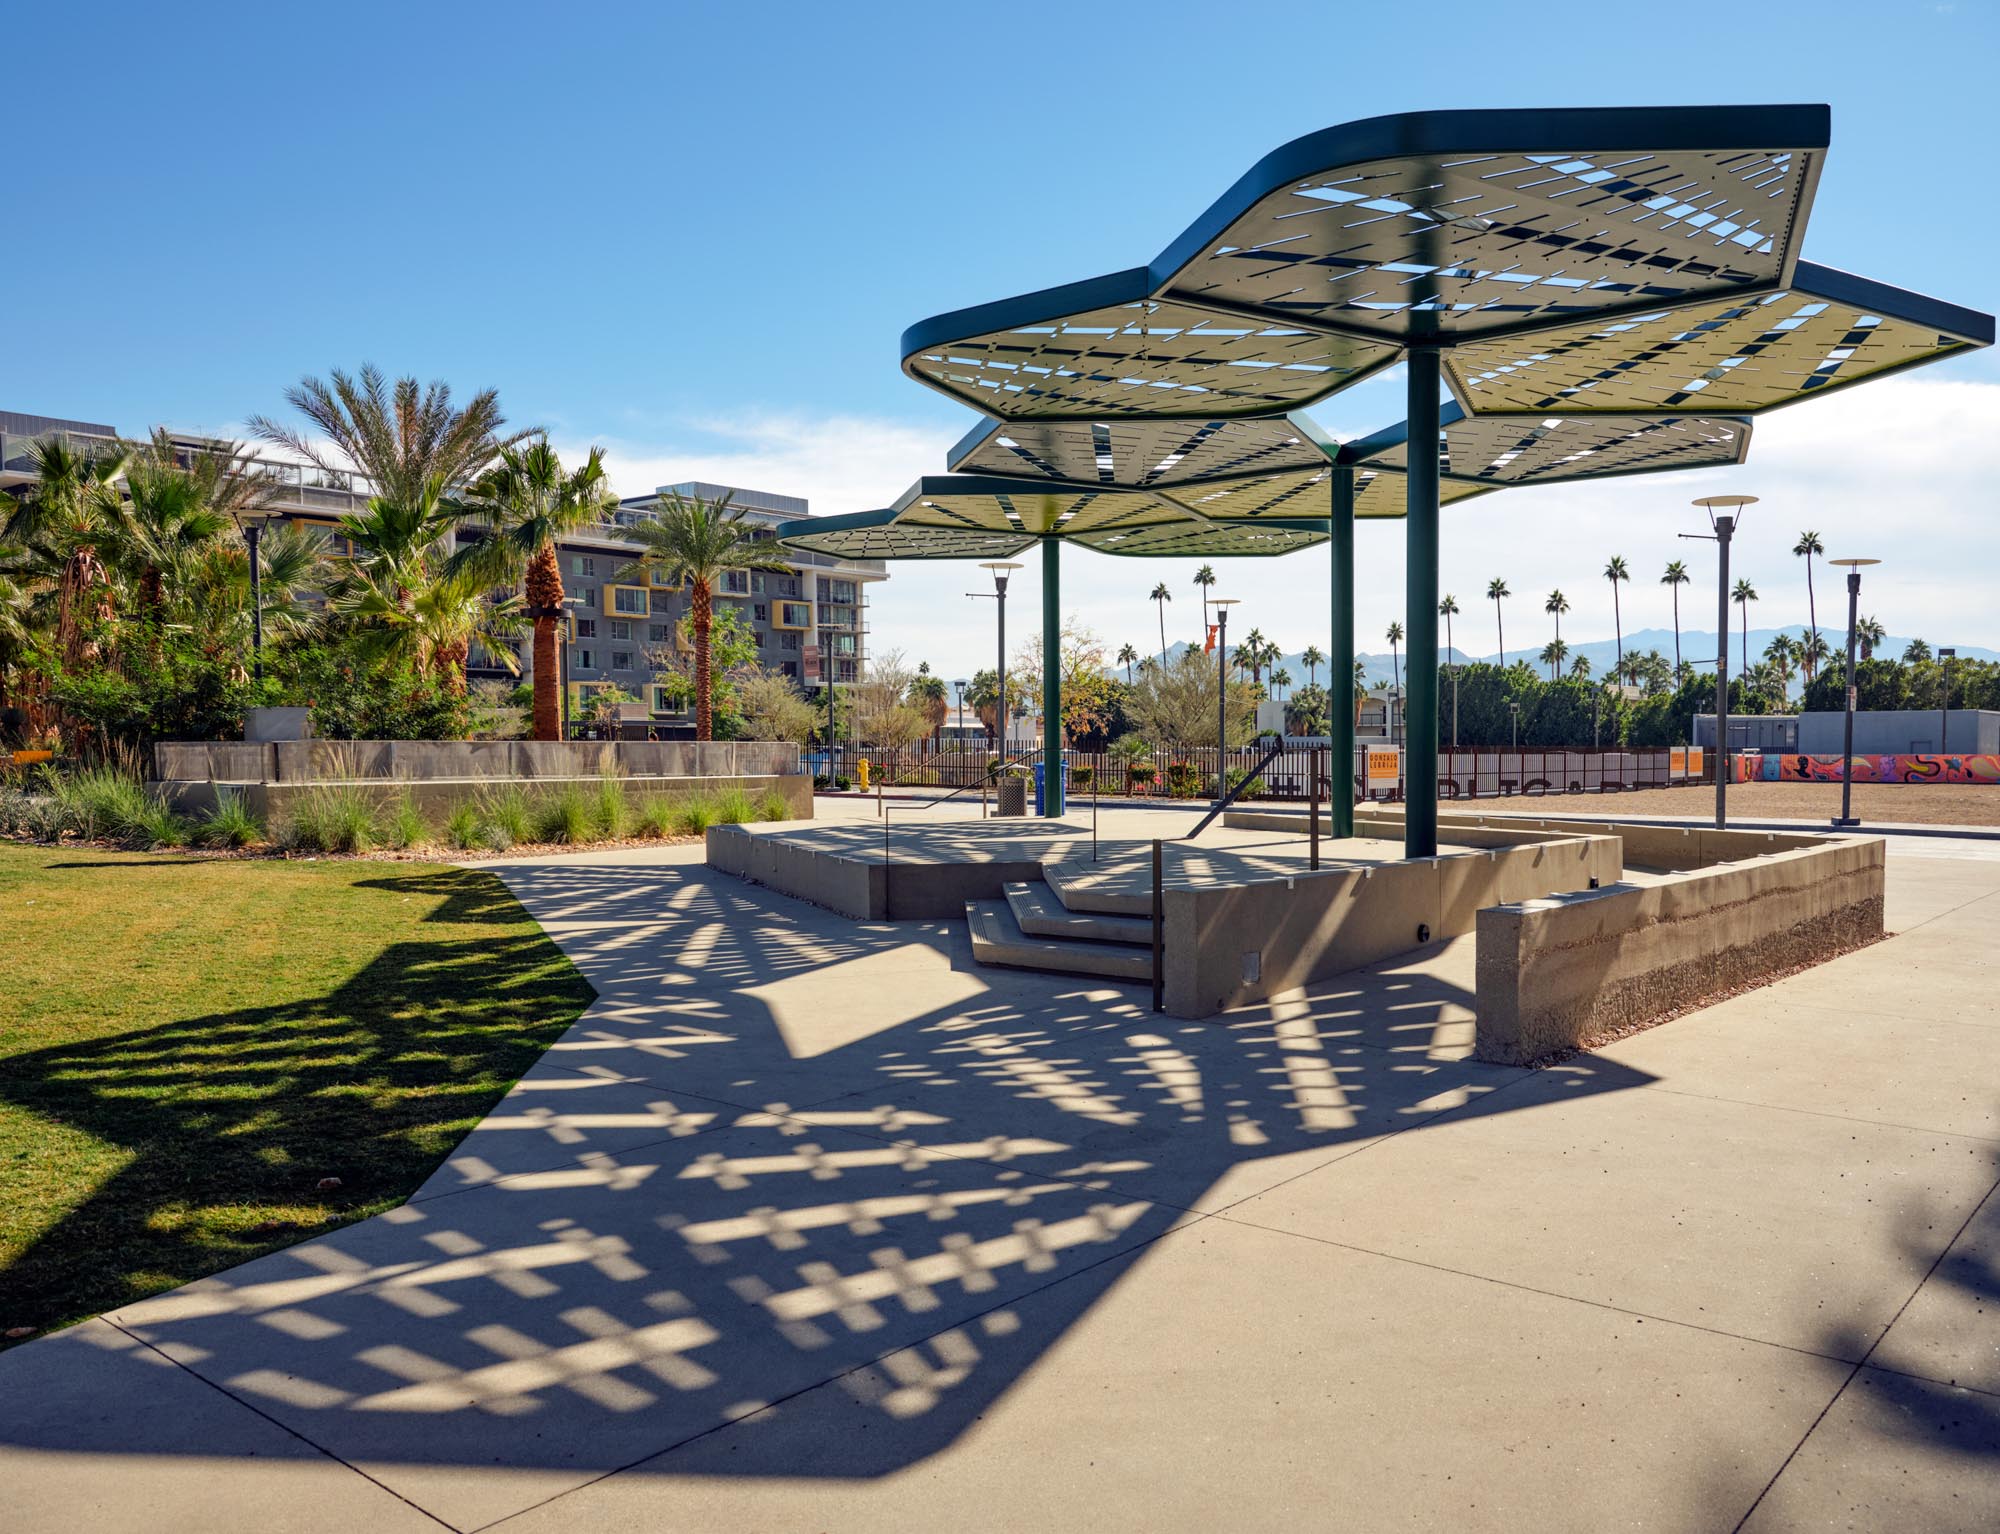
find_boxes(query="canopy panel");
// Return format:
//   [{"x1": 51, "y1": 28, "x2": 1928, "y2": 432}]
[
  {"x1": 1442, "y1": 263, "x2": 1993, "y2": 414},
  {"x1": 1070, "y1": 519, "x2": 1327, "y2": 558},
  {"x1": 1345, "y1": 402, "x2": 1751, "y2": 485},
  {"x1": 948, "y1": 412, "x2": 1327, "y2": 487}
]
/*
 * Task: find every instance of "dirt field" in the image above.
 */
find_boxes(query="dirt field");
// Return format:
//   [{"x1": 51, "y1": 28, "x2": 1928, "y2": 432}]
[{"x1": 1504, "y1": 779, "x2": 2000, "y2": 828}]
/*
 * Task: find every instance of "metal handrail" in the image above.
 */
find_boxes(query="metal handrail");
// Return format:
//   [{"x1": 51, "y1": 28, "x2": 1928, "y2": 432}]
[{"x1": 1175, "y1": 734, "x2": 1288, "y2": 842}]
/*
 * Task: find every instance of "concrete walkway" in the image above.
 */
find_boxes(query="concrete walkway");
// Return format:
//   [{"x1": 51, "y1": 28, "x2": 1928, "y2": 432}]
[{"x1": 3, "y1": 825, "x2": 1997, "y2": 1531}]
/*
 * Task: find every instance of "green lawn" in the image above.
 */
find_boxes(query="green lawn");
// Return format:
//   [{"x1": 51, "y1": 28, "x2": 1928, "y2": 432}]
[{"x1": 0, "y1": 846, "x2": 593, "y2": 1345}]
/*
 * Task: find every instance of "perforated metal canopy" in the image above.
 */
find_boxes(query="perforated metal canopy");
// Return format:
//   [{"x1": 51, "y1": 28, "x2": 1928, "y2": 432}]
[
  {"x1": 1341, "y1": 401, "x2": 1752, "y2": 486},
  {"x1": 902, "y1": 105, "x2": 1989, "y2": 423}
]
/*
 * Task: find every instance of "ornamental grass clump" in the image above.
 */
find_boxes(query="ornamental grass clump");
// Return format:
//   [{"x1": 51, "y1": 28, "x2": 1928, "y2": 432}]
[
  {"x1": 533, "y1": 783, "x2": 595, "y2": 845},
  {"x1": 381, "y1": 791, "x2": 431, "y2": 851},
  {"x1": 443, "y1": 801, "x2": 481, "y2": 850},
  {"x1": 712, "y1": 785, "x2": 754, "y2": 825},
  {"x1": 591, "y1": 776, "x2": 630, "y2": 840},
  {"x1": 278, "y1": 782, "x2": 377, "y2": 854},
  {"x1": 477, "y1": 785, "x2": 535, "y2": 846},
  {"x1": 194, "y1": 790, "x2": 263, "y2": 849},
  {"x1": 633, "y1": 795, "x2": 676, "y2": 839}
]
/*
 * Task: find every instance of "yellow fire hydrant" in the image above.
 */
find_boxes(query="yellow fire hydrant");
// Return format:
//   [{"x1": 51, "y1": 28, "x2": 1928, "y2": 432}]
[{"x1": 857, "y1": 758, "x2": 871, "y2": 791}]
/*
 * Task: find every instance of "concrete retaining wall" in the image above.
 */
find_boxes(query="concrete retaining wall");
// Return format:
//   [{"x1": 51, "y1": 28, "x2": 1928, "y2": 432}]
[
  {"x1": 1473, "y1": 836, "x2": 1886, "y2": 1065},
  {"x1": 153, "y1": 739, "x2": 801, "y2": 784},
  {"x1": 703, "y1": 824, "x2": 1044, "y2": 920},
  {"x1": 162, "y1": 773, "x2": 812, "y2": 824},
  {"x1": 1163, "y1": 831, "x2": 1621, "y2": 1018}
]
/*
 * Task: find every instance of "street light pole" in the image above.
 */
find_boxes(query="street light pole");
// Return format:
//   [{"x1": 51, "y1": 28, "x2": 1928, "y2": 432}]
[
  {"x1": 1829, "y1": 558, "x2": 1878, "y2": 828},
  {"x1": 971, "y1": 562, "x2": 1021, "y2": 759},
  {"x1": 1212, "y1": 598, "x2": 1238, "y2": 804},
  {"x1": 1939, "y1": 647, "x2": 1956, "y2": 754},
  {"x1": 1690, "y1": 496, "x2": 1757, "y2": 830},
  {"x1": 245, "y1": 519, "x2": 266, "y2": 685}
]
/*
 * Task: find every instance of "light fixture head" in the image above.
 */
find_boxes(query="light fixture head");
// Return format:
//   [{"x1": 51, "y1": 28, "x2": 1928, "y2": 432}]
[{"x1": 1828, "y1": 557, "x2": 1881, "y2": 568}]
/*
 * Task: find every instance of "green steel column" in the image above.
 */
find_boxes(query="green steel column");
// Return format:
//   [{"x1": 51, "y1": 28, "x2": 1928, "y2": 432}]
[
  {"x1": 1329, "y1": 464, "x2": 1356, "y2": 839},
  {"x1": 1404, "y1": 347, "x2": 1440, "y2": 859},
  {"x1": 1041, "y1": 536, "x2": 1063, "y2": 816}
]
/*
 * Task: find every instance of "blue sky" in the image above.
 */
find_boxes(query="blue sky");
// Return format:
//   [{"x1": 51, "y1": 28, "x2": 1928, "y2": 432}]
[{"x1": 11, "y1": 0, "x2": 1997, "y2": 680}]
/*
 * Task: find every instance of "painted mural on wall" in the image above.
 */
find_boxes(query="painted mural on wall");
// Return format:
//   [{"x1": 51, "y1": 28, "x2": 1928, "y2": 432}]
[{"x1": 1731, "y1": 753, "x2": 2000, "y2": 784}]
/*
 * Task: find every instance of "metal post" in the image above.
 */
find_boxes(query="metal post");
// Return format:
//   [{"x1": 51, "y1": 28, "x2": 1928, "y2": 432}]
[
  {"x1": 1330, "y1": 465, "x2": 1355, "y2": 840},
  {"x1": 1041, "y1": 537, "x2": 1061, "y2": 817},
  {"x1": 996, "y1": 576, "x2": 1008, "y2": 758},
  {"x1": 1837, "y1": 570, "x2": 1862, "y2": 827},
  {"x1": 1310, "y1": 745, "x2": 1321, "y2": 871},
  {"x1": 1150, "y1": 838, "x2": 1165, "y2": 1013},
  {"x1": 1715, "y1": 514, "x2": 1733, "y2": 830},
  {"x1": 1214, "y1": 604, "x2": 1230, "y2": 805},
  {"x1": 1404, "y1": 346, "x2": 1441, "y2": 859},
  {"x1": 246, "y1": 521, "x2": 265, "y2": 685},
  {"x1": 1939, "y1": 648, "x2": 1955, "y2": 754}
]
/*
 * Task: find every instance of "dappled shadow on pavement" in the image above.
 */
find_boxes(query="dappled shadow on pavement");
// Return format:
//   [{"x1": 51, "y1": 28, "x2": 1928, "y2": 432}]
[{"x1": 0, "y1": 852, "x2": 1654, "y2": 1525}]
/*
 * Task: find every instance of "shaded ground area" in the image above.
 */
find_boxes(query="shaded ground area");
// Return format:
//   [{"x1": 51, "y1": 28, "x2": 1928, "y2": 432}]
[
  {"x1": 1513, "y1": 778, "x2": 2000, "y2": 827},
  {"x1": 0, "y1": 848, "x2": 593, "y2": 1342},
  {"x1": 1, "y1": 833, "x2": 1996, "y2": 1531}
]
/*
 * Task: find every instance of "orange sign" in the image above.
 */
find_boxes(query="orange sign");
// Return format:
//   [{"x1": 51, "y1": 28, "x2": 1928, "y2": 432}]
[{"x1": 1365, "y1": 749, "x2": 1400, "y2": 780}]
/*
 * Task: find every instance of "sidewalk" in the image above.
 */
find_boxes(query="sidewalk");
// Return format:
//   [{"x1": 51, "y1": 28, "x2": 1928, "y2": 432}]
[{"x1": 3, "y1": 837, "x2": 1996, "y2": 1532}]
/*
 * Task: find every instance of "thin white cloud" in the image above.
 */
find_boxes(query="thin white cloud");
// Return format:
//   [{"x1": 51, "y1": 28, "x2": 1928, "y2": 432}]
[{"x1": 547, "y1": 377, "x2": 2000, "y2": 684}]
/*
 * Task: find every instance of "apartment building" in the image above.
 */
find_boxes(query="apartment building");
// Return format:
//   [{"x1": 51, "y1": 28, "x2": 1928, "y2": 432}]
[{"x1": 1, "y1": 414, "x2": 885, "y2": 724}]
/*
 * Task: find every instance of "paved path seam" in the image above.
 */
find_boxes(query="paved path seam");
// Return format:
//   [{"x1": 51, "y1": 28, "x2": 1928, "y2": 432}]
[
  {"x1": 1632, "y1": 1081, "x2": 2000, "y2": 1145},
  {"x1": 101, "y1": 1318, "x2": 463, "y2": 1534},
  {"x1": 1728, "y1": 1170, "x2": 2000, "y2": 1532}
]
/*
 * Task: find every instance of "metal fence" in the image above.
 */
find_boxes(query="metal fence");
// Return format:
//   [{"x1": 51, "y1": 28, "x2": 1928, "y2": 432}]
[{"x1": 809, "y1": 742, "x2": 1703, "y2": 800}]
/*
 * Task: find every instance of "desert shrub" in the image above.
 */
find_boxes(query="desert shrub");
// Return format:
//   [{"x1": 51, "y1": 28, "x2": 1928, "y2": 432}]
[
  {"x1": 534, "y1": 783, "x2": 596, "y2": 845},
  {"x1": 1069, "y1": 763, "x2": 1095, "y2": 791},
  {"x1": 443, "y1": 800, "x2": 481, "y2": 850},
  {"x1": 674, "y1": 795, "x2": 718, "y2": 836},
  {"x1": 478, "y1": 823, "x2": 515, "y2": 853},
  {"x1": 712, "y1": 785, "x2": 755, "y2": 824},
  {"x1": 757, "y1": 788, "x2": 790, "y2": 821},
  {"x1": 195, "y1": 790, "x2": 263, "y2": 849},
  {"x1": 381, "y1": 791, "x2": 430, "y2": 850},
  {"x1": 592, "y1": 777, "x2": 630, "y2": 839},
  {"x1": 478, "y1": 785, "x2": 535, "y2": 845},
  {"x1": 634, "y1": 795, "x2": 676, "y2": 838},
  {"x1": 48, "y1": 765, "x2": 150, "y2": 841},
  {"x1": 278, "y1": 782, "x2": 377, "y2": 854},
  {"x1": 125, "y1": 797, "x2": 190, "y2": 850}
]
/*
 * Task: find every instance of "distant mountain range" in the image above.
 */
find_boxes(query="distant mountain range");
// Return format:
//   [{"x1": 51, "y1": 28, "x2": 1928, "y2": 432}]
[{"x1": 1119, "y1": 627, "x2": 1998, "y2": 691}]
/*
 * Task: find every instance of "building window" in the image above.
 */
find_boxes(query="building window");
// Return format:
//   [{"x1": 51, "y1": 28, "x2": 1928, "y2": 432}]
[
  {"x1": 612, "y1": 651, "x2": 633, "y2": 670},
  {"x1": 650, "y1": 685, "x2": 687, "y2": 715},
  {"x1": 648, "y1": 623, "x2": 669, "y2": 643},
  {"x1": 753, "y1": 603, "x2": 768, "y2": 622},
  {"x1": 650, "y1": 590, "x2": 672, "y2": 614},
  {"x1": 779, "y1": 632, "x2": 801, "y2": 651},
  {"x1": 776, "y1": 600, "x2": 812, "y2": 629},
  {"x1": 576, "y1": 586, "x2": 596, "y2": 608},
  {"x1": 610, "y1": 620, "x2": 630, "y2": 641},
  {"x1": 578, "y1": 649, "x2": 595, "y2": 670},
  {"x1": 646, "y1": 566, "x2": 678, "y2": 588},
  {"x1": 570, "y1": 554, "x2": 588, "y2": 577},
  {"x1": 782, "y1": 661, "x2": 798, "y2": 678},
  {"x1": 581, "y1": 556, "x2": 596, "y2": 577},
  {"x1": 575, "y1": 618, "x2": 596, "y2": 639},
  {"x1": 608, "y1": 585, "x2": 649, "y2": 616},
  {"x1": 835, "y1": 659, "x2": 858, "y2": 682},
  {"x1": 826, "y1": 579, "x2": 856, "y2": 603},
  {"x1": 721, "y1": 570, "x2": 749, "y2": 595}
]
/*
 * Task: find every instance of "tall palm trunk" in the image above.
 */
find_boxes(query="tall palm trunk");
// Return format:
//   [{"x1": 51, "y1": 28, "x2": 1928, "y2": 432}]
[
  {"x1": 691, "y1": 579, "x2": 714, "y2": 740},
  {"x1": 1671, "y1": 588, "x2": 1681, "y2": 674},
  {"x1": 1156, "y1": 601, "x2": 1166, "y2": 661},
  {"x1": 1493, "y1": 600, "x2": 1505, "y2": 669},
  {"x1": 1804, "y1": 557, "x2": 1817, "y2": 670},
  {"x1": 434, "y1": 637, "x2": 471, "y2": 697},
  {"x1": 525, "y1": 540, "x2": 565, "y2": 740},
  {"x1": 1612, "y1": 588, "x2": 1622, "y2": 687},
  {"x1": 56, "y1": 547, "x2": 111, "y2": 670}
]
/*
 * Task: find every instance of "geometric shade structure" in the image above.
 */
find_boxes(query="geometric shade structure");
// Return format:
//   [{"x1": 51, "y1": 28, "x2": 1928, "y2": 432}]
[{"x1": 806, "y1": 103, "x2": 1995, "y2": 840}]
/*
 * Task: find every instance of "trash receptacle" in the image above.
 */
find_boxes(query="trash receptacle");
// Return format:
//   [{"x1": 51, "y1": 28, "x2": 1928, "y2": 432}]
[
  {"x1": 994, "y1": 775, "x2": 1027, "y2": 817},
  {"x1": 1032, "y1": 759, "x2": 1067, "y2": 816}
]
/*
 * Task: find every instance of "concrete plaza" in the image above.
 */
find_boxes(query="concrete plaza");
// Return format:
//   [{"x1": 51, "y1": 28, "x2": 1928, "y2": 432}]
[{"x1": 3, "y1": 802, "x2": 1997, "y2": 1532}]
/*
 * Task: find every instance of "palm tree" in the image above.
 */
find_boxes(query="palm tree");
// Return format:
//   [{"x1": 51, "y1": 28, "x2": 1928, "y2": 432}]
[
  {"x1": 1603, "y1": 556, "x2": 1628, "y2": 686},
  {"x1": 1300, "y1": 643, "x2": 1323, "y2": 689},
  {"x1": 1240, "y1": 627, "x2": 1269, "y2": 684},
  {"x1": 1660, "y1": 560, "x2": 1690, "y2": 674},
  {"x1": 1540, "y1": 637, "x2": 1569, "y2": 679},
  {"x1": 1117, "y1": 642, "x2": 1138, "y2": 685},
  {"x1": 615, "y1": 490, "x2": 792, "y2": 739},
  {"x1": 1385, "y1": 621, "x2": 1403, "y2": 724},
  {"x1": 1486, "y1": 577, "x2": 1510, "y2": 667},
  {"x1": 1193, "y1": 564, "x2": 1216, "y2": 631},
  {"x1": 1149, "y1": 581, "x2": 1172, "y2": 660},
  {"x1": 1793, "y1": 530, "x2": 1824, "y2": 662},
  {"x1": 1544, "y1": 588, "x2": 1569, "y2": 650},
  {"x1": 1903, "y1": 637, "x2": 1932, "y2": 664},
  {"x1": 910, "y1": 664, "x2": 949, "y2": 748},
  {"x1": 455, "y1": 438, "x2": 618, "y2": 739},
  {"x1": 1269, "y1": 665, "x2": 1292, "y2": 702},
  {"x1": 1763, "y1": 633, "x2": 1797, "y2": 705},
  {"x1": 113, "y1": 430, "x2": 280, "y2": 627},
  {"x1": 1857, "y1": 615, "x2": 1886, "y2": 661},
  {"x1": 1731, "y1": 578, "x2": 1758, "y2": 673},
  {"x1": 1798, "y1": 630, "x2": 1831, "y2": 686},
  {"x1": 1570, "y1": 653, "x2": 1592, "y2": 679},
  {"x1": 250, "y1": 364, "x2": 520, "y2": 514},
  {"x1": 1438, "y1": 593, "x2": 1459, "y2": 663},
  {"x1": 2, "y1": 434, "x2": 131, "y2": 674}
]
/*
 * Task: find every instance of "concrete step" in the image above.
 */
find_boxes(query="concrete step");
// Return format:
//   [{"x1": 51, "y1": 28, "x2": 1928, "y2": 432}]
[
  {"x1": 1042, "y1": 856, "x2": 1156, "y2": 917},
  {"x1": 965, "y1": 901, "x2": 1154, "y2": 983},
  {"x1": 1004, "y1": 881, "x2": 1154, "y2": 946}
]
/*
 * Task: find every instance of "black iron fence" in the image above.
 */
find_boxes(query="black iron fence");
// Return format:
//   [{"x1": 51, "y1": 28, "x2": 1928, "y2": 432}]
[{"x1": 809, "y1": 742, "x2": 1705, "y2": 801}]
